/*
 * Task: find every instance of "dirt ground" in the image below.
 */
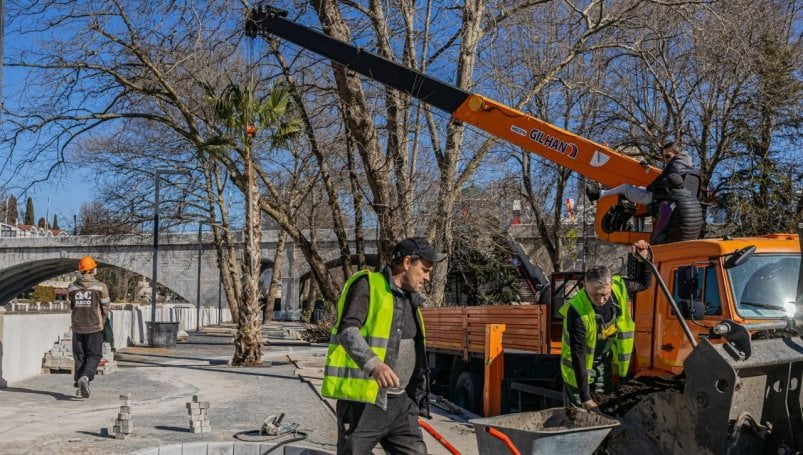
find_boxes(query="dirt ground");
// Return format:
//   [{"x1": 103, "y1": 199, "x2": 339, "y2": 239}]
[{"x1": 592, "y1": 375, "x2": 685, "y2": 416}]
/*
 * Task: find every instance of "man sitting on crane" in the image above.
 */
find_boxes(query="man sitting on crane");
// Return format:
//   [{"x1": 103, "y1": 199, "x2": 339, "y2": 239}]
[
  {"x1": 586, "y1": 142, "x2": 693, "y2": 205},
  {"x1": 587, "y1": 142, "x2": 703, "y2": 243},
  {"x1": 560, "y1": 241, "x2": 651, "y2": 411}
]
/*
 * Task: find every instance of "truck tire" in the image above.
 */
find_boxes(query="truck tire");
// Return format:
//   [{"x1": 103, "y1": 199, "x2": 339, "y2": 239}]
[
  {"x1": 447, "y1": 357, "x2": 468, "y2": 397},
  {"x1": 453, "y1": 371, "x2": 483, "y2": 414}
]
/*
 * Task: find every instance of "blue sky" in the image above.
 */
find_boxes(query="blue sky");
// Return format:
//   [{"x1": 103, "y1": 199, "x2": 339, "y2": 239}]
[{"x1": 2, "y1": 61, "x2": 96, "y2": 229}]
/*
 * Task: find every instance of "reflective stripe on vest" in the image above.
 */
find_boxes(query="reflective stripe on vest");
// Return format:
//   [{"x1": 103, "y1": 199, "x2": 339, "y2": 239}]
[
  {"x1": 559, "y1": 276, "x2": 635, "y2": 388},
  {"x1": 321, "y1": 270, "x2": 395, "y2": 406}
]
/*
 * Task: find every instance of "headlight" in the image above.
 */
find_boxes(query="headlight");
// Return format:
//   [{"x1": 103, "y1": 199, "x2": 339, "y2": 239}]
[{"x1": 785, "y1": 301, "x2": 798, "y2": 318}]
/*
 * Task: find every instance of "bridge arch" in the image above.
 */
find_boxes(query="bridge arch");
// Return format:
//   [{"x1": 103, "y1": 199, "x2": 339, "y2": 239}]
[{"x1": 0, "y1": 257, "x2": 193, "y2": 304}]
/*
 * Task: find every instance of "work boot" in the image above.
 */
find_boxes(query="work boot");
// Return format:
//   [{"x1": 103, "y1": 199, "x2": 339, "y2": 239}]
[
  {"x1": 586, "y1": 184, "x2": 601, "y2": 202},
  {"x1": 77, "y1": 376, "x2": 90, "y2": 398}
]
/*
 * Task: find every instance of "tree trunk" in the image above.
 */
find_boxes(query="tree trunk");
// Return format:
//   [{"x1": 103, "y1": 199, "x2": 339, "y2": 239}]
[
  {"x1": 263, "y1": 229, "x2": 287, "y2": 324},
  {"x1": 346, "y1": 131, "x2": 367, "y2": 270},
  {"x1": 233, "y1": 142, "x2": 263, "y2": 366},
  {"x1": 258, "y1": 198, "x2": 342, "y2": 302},
  {"x1": 522, "y1": 153, "x2": 568, "y2": 273},
  {"x1": 312, "y1": 0, "x2": 404, "y2": 263},
  {"x1": 426, "y1": 0, "x2": 486, "y2": 307},
  {"x1": 266, "y1": 37, "x2": 354, "y2": 280},
  {"x1": 201, "y1": 158, "x2": 241, "y2": 324}
]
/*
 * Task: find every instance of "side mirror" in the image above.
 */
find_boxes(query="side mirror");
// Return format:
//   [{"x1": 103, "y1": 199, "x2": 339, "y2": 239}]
[
  {"x1": 724, "y1": 245, "x2": 756, "y2": 269},
  {"x1": 679, "y1": 299, "x2": 706, "y2": 320}
]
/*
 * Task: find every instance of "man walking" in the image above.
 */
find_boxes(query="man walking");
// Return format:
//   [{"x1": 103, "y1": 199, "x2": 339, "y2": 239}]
[
  {"x1": 323, "y1": 237, "x2": 446, "y2": 454},
  {"x1": 68, "y1": 256, "x2": 111, "y2": 399},
  {"x1": 560, "y1": 241, "x2": 652, "y2": 411}
]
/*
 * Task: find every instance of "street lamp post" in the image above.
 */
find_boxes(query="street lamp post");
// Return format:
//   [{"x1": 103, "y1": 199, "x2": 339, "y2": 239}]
[
  {"x1": 150, "y1": 169, "x2": 190, "y2": 344},
  {"x1": 195, "y1": 222, "x2": 202, "y2": 332}
]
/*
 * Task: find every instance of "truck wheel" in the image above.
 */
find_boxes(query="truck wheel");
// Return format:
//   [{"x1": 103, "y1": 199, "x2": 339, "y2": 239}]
[
  {"x1": 448, "y1": 357, "x2": 467, "y2": 397},
  {"x1": 453, "y1": 371, "x2": 483, "y2": 414}
]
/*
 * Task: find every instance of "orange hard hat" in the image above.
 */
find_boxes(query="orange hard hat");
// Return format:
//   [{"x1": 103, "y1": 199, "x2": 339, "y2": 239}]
[{"x1": 78, "y1": 256, "x2": 97, "y2": 272}]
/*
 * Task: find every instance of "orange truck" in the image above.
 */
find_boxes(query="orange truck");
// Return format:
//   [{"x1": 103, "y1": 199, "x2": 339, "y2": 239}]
[{"x1": 246, "y1": 6, "x2": 803, "y2": 453}]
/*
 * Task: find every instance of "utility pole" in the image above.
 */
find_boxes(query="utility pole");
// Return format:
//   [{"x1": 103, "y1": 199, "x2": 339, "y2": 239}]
[
  {"x1": 150, "y1": 169, "x2": 190, "y2": 336},
  {"x1": 195, "y1": 223, "x2": 202, "y2": 332}
]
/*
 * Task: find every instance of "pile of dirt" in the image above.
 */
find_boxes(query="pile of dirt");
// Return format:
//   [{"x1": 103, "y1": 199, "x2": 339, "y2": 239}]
[
  {"x1": 593, "y1": 375, "x2": 685, "y2": 416},
  {"x1": 604, "y1": 391, "x2": 711, "y2": 455},
  {"x1": 486, "y1": 408, "x2": 618, "y2": 432}
]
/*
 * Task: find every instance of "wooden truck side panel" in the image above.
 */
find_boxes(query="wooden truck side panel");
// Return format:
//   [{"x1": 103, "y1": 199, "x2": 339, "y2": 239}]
[{"x1": 423, "y1": 305, "x2": 549, "y2": 359}]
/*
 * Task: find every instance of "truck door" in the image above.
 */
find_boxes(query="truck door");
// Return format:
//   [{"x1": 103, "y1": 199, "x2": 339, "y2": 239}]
[{"x1": 654, "y1": 262, "x2": 724, "y2": 374}]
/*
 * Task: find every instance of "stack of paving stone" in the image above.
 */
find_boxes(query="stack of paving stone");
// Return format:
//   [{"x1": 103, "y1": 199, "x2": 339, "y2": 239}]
[
  {"x1": 113, "y1": 393, "x2": 133, "y2": 439},
  {"x1": 96, "y1": 342, "x2": 118, "y2": 375},
  {"x1": 186, "y1": 395, "x2": 211, "y2": 433},
  {"x1": 41, "y1": 333, "x2": 73, "y2": 373},
  {"x1": 102, "y1": 342, "x2": 114, "y2": 361}
]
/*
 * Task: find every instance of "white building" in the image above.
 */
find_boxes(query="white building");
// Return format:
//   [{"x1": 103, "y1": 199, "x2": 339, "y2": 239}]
[{"x1": 0, "y1": 223, "x2": 69, "y2": 238}]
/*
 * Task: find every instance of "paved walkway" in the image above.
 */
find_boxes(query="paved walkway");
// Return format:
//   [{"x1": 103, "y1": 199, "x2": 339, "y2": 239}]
[{"x1": 0, "y1": 323, "x2": 479, "y2": 455}]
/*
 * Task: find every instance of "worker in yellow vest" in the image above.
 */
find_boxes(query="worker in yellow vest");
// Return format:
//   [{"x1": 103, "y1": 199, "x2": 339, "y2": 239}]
[
  {"x1": 323, "y1": 237, "x2": 446, "y2": 454},
  {"x1": 560, "y1": 240, "x2": 652, "y2": 411}
]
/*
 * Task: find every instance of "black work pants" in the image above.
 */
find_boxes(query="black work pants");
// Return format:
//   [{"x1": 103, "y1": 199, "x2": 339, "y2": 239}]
[
  {"x1": 336, "y1": 393, "x2": 426, "y2": 455},
  {"x1": 73, "y1": 331, "x2": 103, "y2": 383}
]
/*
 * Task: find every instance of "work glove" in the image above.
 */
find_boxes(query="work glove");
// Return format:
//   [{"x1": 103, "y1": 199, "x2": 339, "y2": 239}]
[{"x1": 582, "y1": 399, "x2": 601, "y2": 413}]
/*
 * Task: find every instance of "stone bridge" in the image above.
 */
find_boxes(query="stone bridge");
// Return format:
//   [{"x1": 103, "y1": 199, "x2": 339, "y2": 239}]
[
  {"x1": 0, "y1": 225, "x2": 620, "y2": 312},
  {"x1": 0, "y1": 230, "x2": 383, "y2": 313}
]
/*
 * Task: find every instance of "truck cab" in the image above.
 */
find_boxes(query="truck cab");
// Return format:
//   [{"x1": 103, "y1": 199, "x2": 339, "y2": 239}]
[{"x1": 633, "y1": 234, "x2": 801, "y2": 376}]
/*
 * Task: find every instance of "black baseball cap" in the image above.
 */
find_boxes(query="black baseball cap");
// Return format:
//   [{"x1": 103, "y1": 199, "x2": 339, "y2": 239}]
[{"x1": 392, "y1": 237, "x2": 446, "y2": 263}]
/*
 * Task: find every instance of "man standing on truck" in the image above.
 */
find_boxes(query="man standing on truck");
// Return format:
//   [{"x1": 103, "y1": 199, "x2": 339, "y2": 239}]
[
  {"x1": 68, "y1": 256, "x2": 111, "y2": 399},
  {"x1": 322, "y1": 237, "x2": 445, "y2": 454},
  {"x1": 560, "y1": 241, "x2": 652, "y2": 411}
]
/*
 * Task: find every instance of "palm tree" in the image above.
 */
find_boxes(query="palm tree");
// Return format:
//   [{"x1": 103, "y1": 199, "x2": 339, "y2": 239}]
[{"x1": 203, "y1": 79, "x2": 301, "y2": 366}]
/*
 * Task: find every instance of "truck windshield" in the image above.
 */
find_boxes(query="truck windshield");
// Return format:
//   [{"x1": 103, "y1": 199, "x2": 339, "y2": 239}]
[{"x1": 727, "y1": 254, "x2": 800, "y2": 319}]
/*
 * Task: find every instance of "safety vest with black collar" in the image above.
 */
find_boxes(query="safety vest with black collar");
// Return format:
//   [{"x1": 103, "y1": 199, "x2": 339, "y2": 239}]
[
  {"x1": 559, "y1": 275, "x2": 635, "y2": 390},
  {"x1": 322, "y1": 270, "x2": 427, "y2": 410}
]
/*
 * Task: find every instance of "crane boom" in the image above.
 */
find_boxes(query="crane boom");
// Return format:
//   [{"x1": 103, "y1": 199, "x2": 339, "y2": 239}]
[{"x1": 245, "y1": 5, "x2": 661, "y2": 189}]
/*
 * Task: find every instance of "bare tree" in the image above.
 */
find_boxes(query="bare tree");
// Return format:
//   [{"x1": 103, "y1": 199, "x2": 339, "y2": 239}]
[
  {"x1": 2, "y1": 0, "x2": 304, "y2": 364},
  {"x1": 597, "y1": 0, "x2": 802, "y2": 234}
]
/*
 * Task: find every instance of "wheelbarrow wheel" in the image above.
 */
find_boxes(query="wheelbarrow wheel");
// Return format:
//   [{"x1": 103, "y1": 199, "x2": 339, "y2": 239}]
[{"x1": 454, "y1": 371, "x2": 483, "y2": 414}]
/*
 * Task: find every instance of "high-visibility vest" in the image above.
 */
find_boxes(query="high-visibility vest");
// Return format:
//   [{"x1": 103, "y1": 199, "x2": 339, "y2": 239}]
[
  {"x1": 559, "y1": 276, "x2": 635, "y2": 389},
  {"x1": 322, "y1": 270, "x2": 402, "y2": 408}
]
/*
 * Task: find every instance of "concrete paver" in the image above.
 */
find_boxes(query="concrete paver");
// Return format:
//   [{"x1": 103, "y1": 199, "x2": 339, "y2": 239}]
[
  {"x1": 0, "y1": 323, "x2": 480, "y2": 455},
  {"x1": 0, "y1": 325, "x2": 337, "y2": 455}
]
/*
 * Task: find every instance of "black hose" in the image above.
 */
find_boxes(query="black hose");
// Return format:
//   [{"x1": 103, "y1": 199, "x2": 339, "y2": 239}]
[
  {"x1": 232, "y1": 429, "x2": 308, "y2": 451},
  {"x1": 632, "y1": 248, "x2": 698, "y2": 347}
]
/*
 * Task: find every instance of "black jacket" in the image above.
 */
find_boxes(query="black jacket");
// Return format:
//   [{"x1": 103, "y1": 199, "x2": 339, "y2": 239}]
[
  {"x1": 646, "y1": 150, "x2": 694, "y2": 199},
  {"x1": 652, "y1": 188, "x2": 704, "y2": 244}
]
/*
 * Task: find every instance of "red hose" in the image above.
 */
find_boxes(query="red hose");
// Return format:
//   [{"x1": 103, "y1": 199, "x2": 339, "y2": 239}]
[
  {"x1": 485, "y1": 426, "x2": 521, "y2": 455},
  {"x1": 418, "y1": 419, "x2": 462, "y2": 455}
]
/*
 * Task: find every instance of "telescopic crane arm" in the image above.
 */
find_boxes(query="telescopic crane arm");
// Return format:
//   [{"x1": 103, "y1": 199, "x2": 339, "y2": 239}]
[{"x1": 245, "y1": 4, "x2": 661, "y2": 243}]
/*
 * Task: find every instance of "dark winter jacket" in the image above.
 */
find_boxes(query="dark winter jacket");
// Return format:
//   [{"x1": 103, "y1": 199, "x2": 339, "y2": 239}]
[
  {"x1": 652, "y1": 188, "x2": 704, "y2": 244},
  {"x1": 646, "y1": 150, "x2": 694, "y2": 199}
]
